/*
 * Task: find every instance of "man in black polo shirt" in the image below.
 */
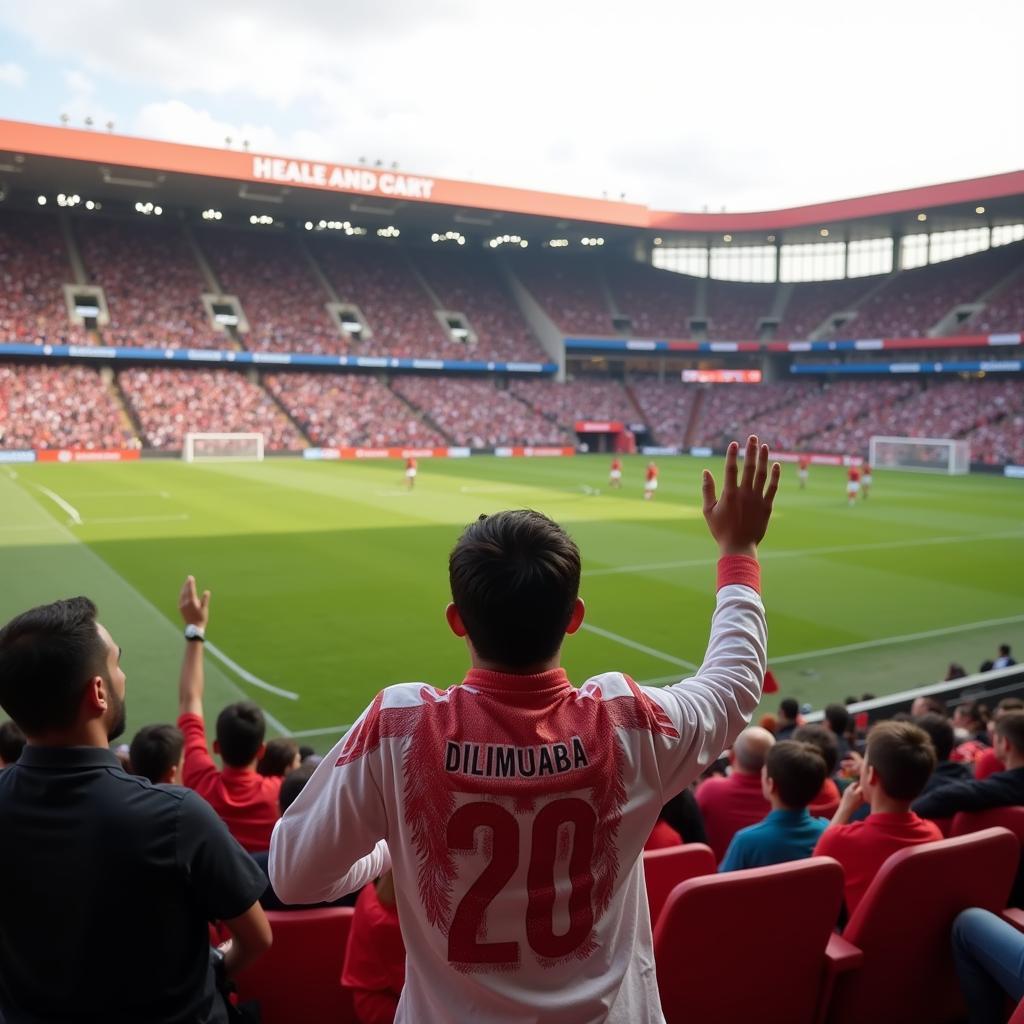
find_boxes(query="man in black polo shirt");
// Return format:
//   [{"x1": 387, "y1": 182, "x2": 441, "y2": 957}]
[{"x1": 0, "y1": 595, "x2": 271, "y2": 1024}]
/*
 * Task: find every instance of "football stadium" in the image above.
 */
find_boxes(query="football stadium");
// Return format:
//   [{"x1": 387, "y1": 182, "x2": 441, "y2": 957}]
[{"x1": 1, "y1": 12, "x2": 1024, "y2": 1019}]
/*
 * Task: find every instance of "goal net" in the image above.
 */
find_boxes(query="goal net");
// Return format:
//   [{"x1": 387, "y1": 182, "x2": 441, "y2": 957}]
[
  {"x1": 869, "y1": 436, "x2": 970, "y2": 475},
  {"x1": 183, "y1": 432, "x2": 265, "y2": 462}
]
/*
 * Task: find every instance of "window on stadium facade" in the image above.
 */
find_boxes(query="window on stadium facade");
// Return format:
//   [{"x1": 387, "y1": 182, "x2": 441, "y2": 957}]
[
  {"x1": 708, "y1": 245, "x2": 776, "y2": 282},
  {"x1": 928, "y1": 227, "x2": 990, "y2": 263},
  {"x1": 992, "y1": 223, "x2": 1024, "y2": 247},
  {"x1": 652, "y1": 246, "x2": 709, "y2": 277},
  {"x1": 779, "y1": 242, "x2": 845, "y2": 282},
  {"x1": 900, "y1": 233, "x2": 929, "y2": 270},
  {"x1": 847, "y1": 237, "x2": 893, "y2": 278}
]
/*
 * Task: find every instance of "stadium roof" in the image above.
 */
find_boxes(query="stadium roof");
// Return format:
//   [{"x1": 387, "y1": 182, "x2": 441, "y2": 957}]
[{"x1": 2, "y1": 118, "x2": 1023, "y2": 245}]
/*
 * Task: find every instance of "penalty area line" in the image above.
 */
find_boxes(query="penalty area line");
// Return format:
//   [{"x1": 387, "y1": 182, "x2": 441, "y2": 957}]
[
  {"x1": 32, "y1": 485, "x2": 82, "y2": 525},
  {"x1": 205, "y1": 641, "x2": 300, "y2": 701},
  {"x1": 579, "y1": 623, "x2": 700, "y2": 672}
]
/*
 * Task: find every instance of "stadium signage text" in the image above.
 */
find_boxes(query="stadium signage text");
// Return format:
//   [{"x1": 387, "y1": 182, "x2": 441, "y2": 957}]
[{"x1": 252, "y1": 157, "x2": 435, "y2": 200}]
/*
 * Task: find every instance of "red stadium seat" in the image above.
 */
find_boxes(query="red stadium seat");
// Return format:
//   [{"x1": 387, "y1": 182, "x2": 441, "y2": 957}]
[
  {"x1": 653, "y1": 857, "x2": 850, "y2": 1024},
  {"x1": 821, "y1": 828, "x2": 1018, "y2": 1024},
  {"x1": 1011, "y1": 994, "x2": 1024, "y2": 1024},
  {"x1": 951, "y1": 806, "x2": 1024, "y2": 846},
  {"x1": 235, "y1": 907, "x2": 356, "y2": 1024},
  {"x1": 642, "y1": 843, "x2": 716, "y2": 928}
]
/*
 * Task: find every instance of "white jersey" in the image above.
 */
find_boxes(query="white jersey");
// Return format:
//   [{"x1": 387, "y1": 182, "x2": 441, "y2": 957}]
[{"x1": 270, "y1": 556, "x2": 766, "y2": 1024}]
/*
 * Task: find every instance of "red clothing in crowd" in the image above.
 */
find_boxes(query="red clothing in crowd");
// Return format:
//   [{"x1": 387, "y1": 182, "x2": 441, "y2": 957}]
[
  {"x1": 813, "y1": 812, "x2": 942, "y2": 915},
  {"x1": 974, "y1": 748, "x2": 1005, "y2": 779},
  {"x1": 644, "y1": 820, "x2": 683, "y2": 851},
  {"x1": 177, "y1": 712, "x2": 282, "y2": 853},
  {"x1": 343, "y1": 883, "x2": 407, "y2": 1024},
  {"x1": 696, "y1": 771, "x2": 770, "y2": 862},
  {"x1": 808, "y1": 777, "x2": 841, "y2": 815}
]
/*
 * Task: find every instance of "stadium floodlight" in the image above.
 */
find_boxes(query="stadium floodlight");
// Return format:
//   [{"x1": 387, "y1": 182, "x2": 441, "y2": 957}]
[
  {"x1": 377, "y1": 226, "x2": 400, "y2": 238},
  {"x1": 304, "y1": 221, "x2": 313, "y2": 230},
  {"x1": 917, "y1": 213, "x2": 928, "y2": 222},
  {"x1": 976, "y1": 206, "x2": 986, "y2": 215},
  {"x1": 202, "y1": 209, "x2": 223, "y2": 221},
  {"x1": 723, "y1": 234, "x2": 732, "y2": 242},
  {"x1": 820, "y1": 228, "x2": 830, "y2": 237},
  {"x1": 37, "y1": 195, "x2": 46, "y2": 205}
]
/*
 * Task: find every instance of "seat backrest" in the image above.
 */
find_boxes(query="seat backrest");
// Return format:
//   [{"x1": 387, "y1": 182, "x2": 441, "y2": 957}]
[
  {"x1": 235, "y1": 907, "x2": 356, "y2": 1024},
  {"x1": 952, "y1": 806, "x2": 1024, "y2": 846},
  {"x1": 643, "y1": 843, "x2": 716, "y2": 927},
  {"x1": 654, "y1": 856, "x2": 844, "y2": 1024},
  {"x1": 827, "y1": 828, "x2": 1018, "y2": 1024}
]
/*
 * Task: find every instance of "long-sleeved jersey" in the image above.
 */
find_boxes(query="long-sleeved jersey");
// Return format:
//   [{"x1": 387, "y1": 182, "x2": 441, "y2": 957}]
[{"x1": 270, "y1": 555, "x2": 766, "y2": 1023}]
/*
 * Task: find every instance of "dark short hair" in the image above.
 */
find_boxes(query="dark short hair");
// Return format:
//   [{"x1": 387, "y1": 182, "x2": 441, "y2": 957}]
[
  {"x1": 793, "y1": 724, "x2": 839, "y2": 775},
  {"x1": 1000, "y1": 645, "x2": 1012, "y2": 656},
  {"x1": 129, "y1": 724, "x2": 184, "y2": 784},
  {"x1": 216, "y1": 702, "x2": 266, "y2": 767},
  {"x1": 824, "y1": 703, "x2": 851, "y2": 735},
  {"x1": 956, "y1": 700, "x2": 988, "y2": 729},
  {"x1": 0, "y1": 597, "x2": 108, "y2": 735},
  {"x1": 0, "y1": 719, "x2": 26, "y2": 764},
  {"x1": 767, "y1": 741, "x2": 827, "y2": 809},
  {"x1": 258, "y1": 737, "x2": 300, "y2": 777},
  {"x1": 914, "y1": 713, "x2": 955, "y2": 762},
  {"x1": 448, "y1": 510, "x2": 581, "y2": 669},
  {"x1": 279, "y1": 763, "x2": 316, "y2": 813},
  {"x1": 997, "y1": 698, "x2": 1024, "y2": 716},
  {"x1": 778, "y1": 698, "x2": 799, "y2": 720},
  {"x1": 866, "y1": 721, "x2": 936, "y2": 800},
  {"x1": 298, "y1": 745, "x2": 316, "y2": 761},
  {"x1": 996, "y1": 712, "x2": 1024, "y2": 755},
  {"x1": 915, "y1": 696, "x2": 947, "y2": 715}
]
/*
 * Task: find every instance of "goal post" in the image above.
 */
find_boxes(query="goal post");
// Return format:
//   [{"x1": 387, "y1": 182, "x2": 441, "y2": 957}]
[
  {"x1": 869, "y1": 436, "x2": 970, "y2": 475},
  {"x1": 183, "y1": 432, "x2": 265, "y2": 462}
]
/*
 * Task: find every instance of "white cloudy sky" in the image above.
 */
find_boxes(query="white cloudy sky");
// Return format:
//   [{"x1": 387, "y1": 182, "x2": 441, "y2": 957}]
[{"x1": 0, "y1": 0, "x2": 1021, "y2": 211}]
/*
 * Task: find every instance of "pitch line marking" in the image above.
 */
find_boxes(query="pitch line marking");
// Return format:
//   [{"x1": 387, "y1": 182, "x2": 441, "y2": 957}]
[
  {"x1": 205, "y1": 641, "x2": 300, "y2": 701},
  {"x1": 635, "y1": 611, "x2": 1024, "y2": 685},
  {"x1": 32, "y1": 485, "x2": 83, "y2": 525},
  {"x1": 287, "y1": 724, "x2": 354, "y2": 738},
  {"x1": 584, "y1": 529, "x2": 1024, "y2": 578},
  {"x1": 6, "y1": 477, "x2": 292, "y2": 734},
  {"x1": 79, "y1": 514, "x2": 191, "y2": 526},
  {"x1": 579, "y1": 623, "x2": 700, "y2": 672}
]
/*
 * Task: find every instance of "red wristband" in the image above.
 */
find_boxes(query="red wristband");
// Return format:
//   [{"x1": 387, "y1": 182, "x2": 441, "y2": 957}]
[{"x1": 717, "y1": 555, "x2": 761, "y2": 594}]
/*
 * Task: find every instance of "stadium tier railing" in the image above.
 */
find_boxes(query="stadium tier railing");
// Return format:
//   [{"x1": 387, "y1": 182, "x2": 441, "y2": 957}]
[{"x1": 803, "y1": 664, "x2": 1024, "y2": 727}]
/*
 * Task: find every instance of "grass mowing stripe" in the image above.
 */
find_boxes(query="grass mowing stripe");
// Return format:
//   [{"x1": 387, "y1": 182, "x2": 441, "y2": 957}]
[{"x1": 579, "y1": 623, "x2": 700, "y2": 671}]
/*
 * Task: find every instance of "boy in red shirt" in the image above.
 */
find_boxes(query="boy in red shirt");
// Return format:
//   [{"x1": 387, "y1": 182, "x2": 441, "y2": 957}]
[
  {"x1": 177, "y1": 577, "x2": 283, "y2": 852},
  {"x1": 846, "y1": 465, "x2": 861, "y2": 507},
  {"x1": 814, "y1": 721, "x2": 941, "y2": 916},
  {"x1": 609, "y1": 456, "x2": 623, "y2": 489},
  {"x1": 343, "y1": 871, "x2": 406, "y2": 1024}
]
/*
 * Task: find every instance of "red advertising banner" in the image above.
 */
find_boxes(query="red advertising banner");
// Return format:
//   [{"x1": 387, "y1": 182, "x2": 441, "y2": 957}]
[
  {"x1": 574, "y1": 421, "x2": 624, "y2": 433},
  {"x1": 35, "y1": 449, "x2": 142, "y2": 463}
]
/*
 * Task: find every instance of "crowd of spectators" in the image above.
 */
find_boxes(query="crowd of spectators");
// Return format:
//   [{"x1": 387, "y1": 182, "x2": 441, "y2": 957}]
[
  {"x1": 0, "y1": 363, "x2": 137, "y2": 450},
  {"x1": 775, "y1": 277, "x2": 879, "y2": 340},
  {"x1": 607, "y1": 261, "x2": 696, "y2": 338},
  {"x1": 508, "y1": 251, "x2": 615, "y2": 336},
  {"x1": 970, "y1": 269, "x2": 1024, "y2": 334},
  {"x1": 200, "y1": 229, "x2": 342, "y2": 355},
  {"x1": 311, "y1": 240, "x2": 456, "y2": 359},
  {"x1": 78, "y1": 219, "x2": 222, "y2": 350},
  {"x1": 412, "y1": 249, "x2": 547, "y2": 362},
  {"x1": 118, "y1": 368, "x2": 302, "y2": 450},
  {"x1": 390, "y1": 376, "x2": 571, "y2": 447},
  {"x1": 705, "y1": 280, "x2": 776, "y2": 339},
  {"x1": 628, "y1": 375, "x2": 700, "y2": 445},
  {"x1": 0, "y1": 210, "x2": 89, "y2": 347},
  {"x1": 265, "y1": 372, "x2": 444, "y2": 448},
  {"x1": 964, "y1": 380, "x2": 1024, "y2": 466},
  {"x1": 686, "y1": 381, "x2": 813, "y2": 450},
  {"x1": 834, "y1": 244, "x2": 1023, "y2": 339},
  {"x1": 508, "y1": 376, "x2": 641, "y2": 430}
]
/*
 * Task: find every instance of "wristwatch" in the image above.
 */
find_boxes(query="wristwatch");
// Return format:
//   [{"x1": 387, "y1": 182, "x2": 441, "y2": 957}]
[{"x1": 184, "y1": 624, "x2": 205, "y2": 642}]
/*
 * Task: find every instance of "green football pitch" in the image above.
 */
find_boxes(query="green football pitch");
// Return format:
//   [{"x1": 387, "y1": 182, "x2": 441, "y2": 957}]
[{"x1": 1, "y1": 455, "x2": 1021, "y2": 747}]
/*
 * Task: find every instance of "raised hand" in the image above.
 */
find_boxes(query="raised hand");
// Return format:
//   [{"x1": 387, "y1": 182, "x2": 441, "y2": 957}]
[
  {"x1": 178, "y1": 575, "x2": 211, "y2": 629},
  {"x1": 701, "y1": 435, "x2": 781, "y2": 558}
]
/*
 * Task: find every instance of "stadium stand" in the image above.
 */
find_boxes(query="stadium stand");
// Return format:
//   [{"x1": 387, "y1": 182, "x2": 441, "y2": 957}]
[
  {"x1": 775, "y1": 277, "x2": 879, "y2": 340},
  {"x1": 607, "y1": 262, "x2": 697, "y2": 338},
  {"x1": 310, "y1": 240, "x2": 455, "y2": 358},
  {"x1": 627, "y1": 375, "x2": 699, "y2": 445},
  {"x1": 390, "y1": 376, "x2": 571, "y2": 447},
  {"x1": 199, "y1": 229, "x2": 341, "y2": 354},
  {"x1": 265, "y1": 372, "x2": 445, "y2": 448},
  {"x1": 0, "y1": 210, "x2": 88, "y2": 346},
  {"x1": 509, "y1": 252, "x2": 614, "y2": 335},
  {"x1": 686, "y1": 381, "x2": 815, "y2": 450},
  {"x1": 118, "y1": 368, "x2": 303, "y2": 450},
  {"x1": 834, "y1": 244, "x2": 1024, "y2": 339},
  {"x1": 0, "y1": 363, "x2": 136, "y2": 450},
  {"x1": 971, "y1": 269, "x2": 1024, "y2": 333},
  {"x1": 965, "y1": 381, "x2": 1024, "y2": 465},
  {"x1": 508, "y1": 376, "x2": 640, "y2": 430},
  {"x1": 706, "y1": 279, "x2": 776, "y2": 339},
  {"x1": 411, "y1": 249, "x2": 548, "y2": 362},
  {"x1": 76, "y1": 219, "x2": 222, "y2": 350}
]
